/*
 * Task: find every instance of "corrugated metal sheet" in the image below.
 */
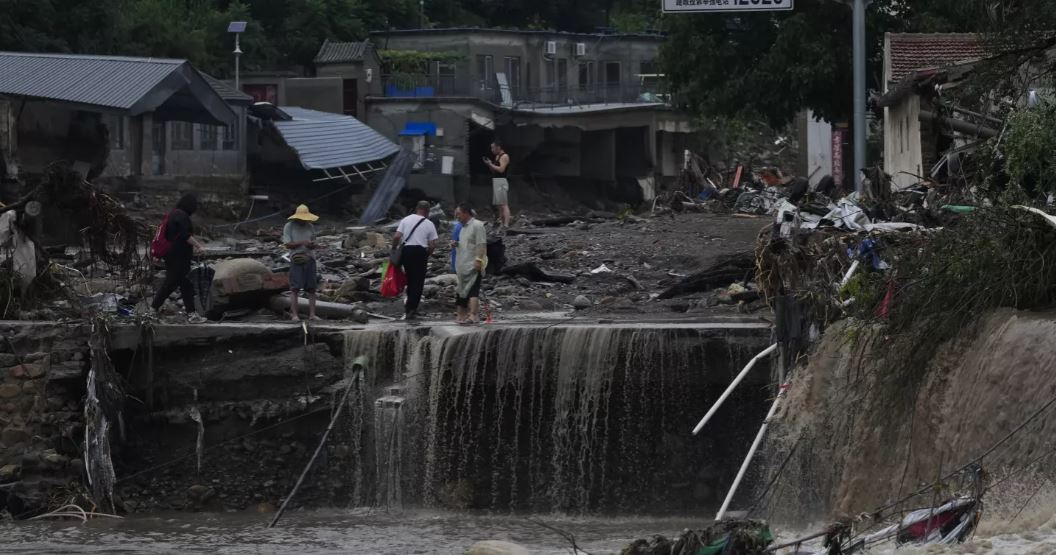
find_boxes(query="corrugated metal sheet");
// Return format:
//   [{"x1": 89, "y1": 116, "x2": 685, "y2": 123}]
[
  {"x1": 0, "y1": 51, "x2": 185, "y2": 109},
  {"x1": 314, "y1": 40, "x2": 370, "y2": 64},
  {"x1": 274, "y1": 107, "x2": 399, "y2": 170}
]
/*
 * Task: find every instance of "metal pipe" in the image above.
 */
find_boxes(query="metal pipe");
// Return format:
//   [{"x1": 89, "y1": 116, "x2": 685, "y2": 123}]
[
  {"x1": 852, "y1": 0, "x2": 870, "y2": 195},
  {"x1": 692, "y1": 343, "x2": 777, "y2": 436},
  {"x1": 268, "y1": 356, "x2": 367, "y2": 528},
  {"x1": 715, "y1": 383, "x2": 788, "y2": 521}
]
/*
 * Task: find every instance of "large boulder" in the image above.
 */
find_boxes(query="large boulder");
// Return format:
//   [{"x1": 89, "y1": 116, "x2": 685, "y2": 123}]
[
  {"x1": 466, "y1": 541, "x2": 531, "y2": 555},
  {"x1": 204, "y1": 258, "x2": 289, "y2": 319}
]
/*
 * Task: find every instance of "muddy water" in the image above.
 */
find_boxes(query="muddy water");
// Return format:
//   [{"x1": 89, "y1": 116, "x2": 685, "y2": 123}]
[
  {"x1": 0, "y1": 510, "x2": 705, "y2": 554},
  {"x1": 5, "y1": 508, "x2": 1056, "y2": 554}
]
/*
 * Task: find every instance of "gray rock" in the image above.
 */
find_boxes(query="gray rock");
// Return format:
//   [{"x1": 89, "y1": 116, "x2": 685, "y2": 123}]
[
  {"x1": 573, "y1": 295, "x2": 592, "y2": 310},
  {"x1": 467, "y1": 541, "x2": 531, "y2": 555}
]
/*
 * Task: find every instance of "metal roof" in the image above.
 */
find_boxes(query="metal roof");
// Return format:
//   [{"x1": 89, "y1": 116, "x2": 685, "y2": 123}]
[
  {"x1": 314, "y1": 40, "x2": 371, "y2": 64},
  {"x1": 272, "y1": 107, "x2": 399, "y2": 170},
  {"x1": 0, "y1": 51, "x2": 236, "y2": 125},
  {"x1": 0, "y1": 51, "x2": 184, "y2": 109}
]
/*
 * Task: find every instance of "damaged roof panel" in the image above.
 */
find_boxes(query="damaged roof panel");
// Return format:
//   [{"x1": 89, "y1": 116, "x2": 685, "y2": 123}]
[{"x1": 272, "y1": 107, "x2": 399, "y2": 170}]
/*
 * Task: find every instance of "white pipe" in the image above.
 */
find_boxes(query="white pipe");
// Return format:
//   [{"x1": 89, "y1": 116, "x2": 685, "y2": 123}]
[
  {"x1": 692, "y1": 343, "x2": 777, "y2": 435},
  {"x1": 715, "y1": 384, "x2": 788, "y2": 521},
  {"x1": 840, "y1": 259, "x2": 861, "y2": 288}
]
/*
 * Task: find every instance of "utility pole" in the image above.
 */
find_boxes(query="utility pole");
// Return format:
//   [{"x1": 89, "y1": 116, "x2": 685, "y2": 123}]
[
  {"x1": 228, "y1": 22, "x2": 247, "y2": 92},
  {"x1": 848, "y1": 0, "x2": 872, "y2": 195}
]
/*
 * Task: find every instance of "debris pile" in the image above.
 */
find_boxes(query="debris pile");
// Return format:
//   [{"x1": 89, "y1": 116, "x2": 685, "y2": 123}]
[{"x1": 622, "y1": 520, "x2": 773, "y2": 555}]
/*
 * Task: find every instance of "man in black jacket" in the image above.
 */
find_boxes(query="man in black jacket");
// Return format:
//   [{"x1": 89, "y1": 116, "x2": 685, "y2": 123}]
[{"x1": 152, "y1": 194, "x2": 204, "y2": 318}]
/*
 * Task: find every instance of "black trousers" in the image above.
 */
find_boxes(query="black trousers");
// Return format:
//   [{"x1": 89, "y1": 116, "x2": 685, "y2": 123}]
[
  {"x1": 400, "y1": 245, "x2": 429, "y2": 314},
  {"x1": 152, "y1": 255, "x2": 196, "y2": 313}
]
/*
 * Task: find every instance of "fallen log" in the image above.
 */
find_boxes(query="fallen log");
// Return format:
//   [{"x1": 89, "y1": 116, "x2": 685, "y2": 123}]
[
  {"x1": 269, "y1": 294, "x2": 370, "y2": 323},
  {"x1": 657, "y1": 252, "x2": 756, "y2": 299},
  {"x1": 501, "y1": 262, "x2": 575, "y2": 284}
]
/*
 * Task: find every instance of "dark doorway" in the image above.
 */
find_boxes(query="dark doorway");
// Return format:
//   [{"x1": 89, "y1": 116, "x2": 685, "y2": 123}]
[
  {"x1": 342, "y1": 79, "x2": 358, "y2": 117},
  {"x1": 151, "y1": 120, "x2": 166, "y2": 176}
]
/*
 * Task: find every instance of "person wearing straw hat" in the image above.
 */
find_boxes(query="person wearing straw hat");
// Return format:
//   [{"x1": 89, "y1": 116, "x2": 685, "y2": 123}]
[{"x1": 283, "y1": 204, "x2": 320, "y2": 321}]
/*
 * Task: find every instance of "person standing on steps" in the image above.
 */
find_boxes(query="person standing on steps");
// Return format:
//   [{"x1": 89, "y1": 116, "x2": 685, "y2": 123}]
[
  {"x1": 484, "y1": 141, "x2": 511, "y2": 228},
  {"x1": 392, "y1": 200, "x2": 438, "y2": 321},
  {"x1": 453, "y1": 203, "x2": 487, "y2": 324},
  {"x1": 152, "y1": 194, "x2": 205, "y2": 321},
  {"x1": 283, "y1": 204, "x2": 320, "y2": 321}
]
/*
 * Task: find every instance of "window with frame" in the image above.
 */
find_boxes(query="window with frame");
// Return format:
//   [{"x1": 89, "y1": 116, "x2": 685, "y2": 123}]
[
  {"x1": 504, "y1": 56, "x2": 521, "y2": 94},
  {"x1": 199, "y1": 124, "x2": 218, "y2": 150},
  {"x1": 604, "y1": 61, "x2": 622, "y2": 85},
  {"x1": 578, "y1": 61, "x2": 595, "y2": 89},
  {"x1": 171, "y1": 121, "x2": 194, "y2": 150},
  {"x1": 477, "y1": 55, "x2": 494, "y2": 90},
  {"x1": 108, "y1": 114, "x2": 126, "y2": 150},
  {"x1": 223, "y1": 122, "x2": 239, "y2": 151},
  {"x1": 435, "y1": 61, "x2": 457, "y2": 95}
]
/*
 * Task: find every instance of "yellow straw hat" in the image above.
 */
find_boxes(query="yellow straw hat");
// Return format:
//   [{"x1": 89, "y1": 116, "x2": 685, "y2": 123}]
[{"x1": 288, "y1": 204, "x2": 319, "y2": 222}]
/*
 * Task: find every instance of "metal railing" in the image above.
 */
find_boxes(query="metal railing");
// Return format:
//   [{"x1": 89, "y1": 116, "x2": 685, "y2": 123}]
[{"x1": 378, "y1": 74, "x2": 674, "y2": 108}]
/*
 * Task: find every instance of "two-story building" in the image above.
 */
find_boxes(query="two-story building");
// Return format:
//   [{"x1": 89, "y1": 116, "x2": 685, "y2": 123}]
[{"x1": 353, "y1": 29, "x2": 694, "y2": 207}]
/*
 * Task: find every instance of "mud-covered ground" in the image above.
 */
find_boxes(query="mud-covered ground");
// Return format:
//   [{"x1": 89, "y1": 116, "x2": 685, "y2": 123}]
[
  {"x1": 45, "y1": 199, "x2": 771, "y2": 324},
  {"x1": 200, "y1": 208, "x2": 772, "y2": 323},
  {"x1": 393, "y1": 210, "x2": 771, "y2": 321}
]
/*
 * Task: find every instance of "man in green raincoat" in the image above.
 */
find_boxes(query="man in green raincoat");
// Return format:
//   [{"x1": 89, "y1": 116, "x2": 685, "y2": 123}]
[{"x1": 453, "y1": 203, "x2": 487, "y2": 324}]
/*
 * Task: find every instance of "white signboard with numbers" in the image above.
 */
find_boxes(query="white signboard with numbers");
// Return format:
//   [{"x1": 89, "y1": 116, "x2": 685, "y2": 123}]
[{"x1": 663, "y1": 0, "x2": 793, "y2": 13}]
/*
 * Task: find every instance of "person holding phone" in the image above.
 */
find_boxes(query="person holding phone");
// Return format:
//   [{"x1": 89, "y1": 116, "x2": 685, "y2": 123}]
[{"x1": 484, "y1": 141, "x2": 511, "y2": 228}]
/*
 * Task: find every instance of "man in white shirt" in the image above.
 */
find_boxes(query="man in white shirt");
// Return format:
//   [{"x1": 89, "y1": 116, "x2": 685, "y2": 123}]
[{"x1": 392, "y1": 200, "x2": 438, "y2": 321}]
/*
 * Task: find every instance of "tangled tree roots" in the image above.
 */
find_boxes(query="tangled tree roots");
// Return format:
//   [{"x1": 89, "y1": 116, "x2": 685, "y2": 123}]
[{"x1": 39, "y1": 162, "x2": 150, "y2": 277}]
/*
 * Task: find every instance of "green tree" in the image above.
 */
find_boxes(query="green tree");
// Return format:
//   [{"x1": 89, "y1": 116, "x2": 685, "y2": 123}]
[{"x1": 662, "y1": 0, "x2": 1056, "y2": 128}]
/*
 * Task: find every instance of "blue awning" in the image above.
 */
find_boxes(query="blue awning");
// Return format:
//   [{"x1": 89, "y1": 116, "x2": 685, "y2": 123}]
[{"x1": 399, "y1": 121, "x2": 437, "y2": 136}]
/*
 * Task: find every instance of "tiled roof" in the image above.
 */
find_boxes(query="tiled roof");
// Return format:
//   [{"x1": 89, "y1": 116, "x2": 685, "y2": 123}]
[
  {"x1": 314, "y1": 40, "x2": 370, "y2": 64},
  {"x1": 887, "y1": 33, "x2": 990, "y2": 84},
  {"x1": 201, "y1": 73, "x2": 253, "y2": 103},
  {"x1": 272, "y1": 107, "x2": 399, "y2": 170}
]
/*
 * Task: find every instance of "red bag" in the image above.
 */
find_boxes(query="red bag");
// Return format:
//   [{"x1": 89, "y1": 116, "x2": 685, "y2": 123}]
[
  {"x1": 150, "y1": 212, "x2": 173, "y2": 259},
  {"x1": 379, "y1": 261, "x2": 407, "y2": 298}
]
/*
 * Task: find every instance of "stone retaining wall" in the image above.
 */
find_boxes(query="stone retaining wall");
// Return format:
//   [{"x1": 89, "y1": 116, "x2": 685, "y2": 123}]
[{"x1": 0, "y1": 324, "x2": 90, "y2": 515}]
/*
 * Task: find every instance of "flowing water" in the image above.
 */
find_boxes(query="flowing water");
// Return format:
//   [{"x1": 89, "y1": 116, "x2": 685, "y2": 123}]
[
  {"x1": 332, "y1": 324, "x2": 767, "y2": 513},
  {"x1": 11, "y1": 316, "x2": 1056, "y2": 552}
]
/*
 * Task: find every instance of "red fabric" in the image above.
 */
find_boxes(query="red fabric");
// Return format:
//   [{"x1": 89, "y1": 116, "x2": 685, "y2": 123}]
[
  {"x1": 903, "y1": 512, "x2": 959, "y2": 541},
  {"x1": 877, "y1": 280, "x2": 895, "y2": 319},
  {"x1": 150, "y1": 213, "x2": 172, "y2": 259},
  {"x1": 380, "y1": 262, "x2": 406, "y2": 298}
]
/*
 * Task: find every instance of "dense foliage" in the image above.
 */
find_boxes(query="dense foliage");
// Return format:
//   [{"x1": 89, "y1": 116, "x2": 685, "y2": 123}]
[
  {"x1": 0, "y1": 0, "x2": 660, "y2": 75},
  {"x1": 663, "y1": 0, "x2": 1056, "y2": 127}
]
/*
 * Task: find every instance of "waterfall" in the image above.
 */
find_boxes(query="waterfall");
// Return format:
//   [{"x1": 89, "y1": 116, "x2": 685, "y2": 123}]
[{"x1": 335, "y1": 324, "x2": 768, "y2": 513}]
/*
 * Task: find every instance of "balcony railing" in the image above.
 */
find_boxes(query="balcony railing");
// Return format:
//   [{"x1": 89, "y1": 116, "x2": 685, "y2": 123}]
[{"x1": 378, "y1": 74, "x2": 674, "y2": 108}]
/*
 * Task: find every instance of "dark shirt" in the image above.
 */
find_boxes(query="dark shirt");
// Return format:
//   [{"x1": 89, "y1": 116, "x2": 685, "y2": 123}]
[
  {"x1": 165, "y1": 209, "x2": 193, "y2": 259},
  {"x1": 493, "y1": 153, "x2": 508, "y2": 178}
]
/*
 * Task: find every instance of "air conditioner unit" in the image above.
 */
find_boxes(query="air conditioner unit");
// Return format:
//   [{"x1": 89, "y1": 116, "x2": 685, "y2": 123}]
[
  {"x1": 575, "y1": 43, "x2": 587, "y2": 57},
  {"x1": 545, "y1": 41, "x2": 557, "y2": 55}
]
